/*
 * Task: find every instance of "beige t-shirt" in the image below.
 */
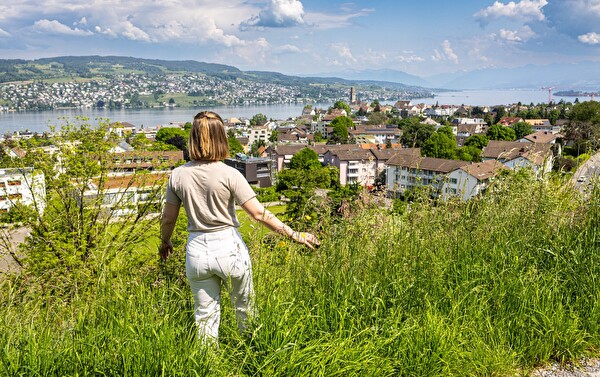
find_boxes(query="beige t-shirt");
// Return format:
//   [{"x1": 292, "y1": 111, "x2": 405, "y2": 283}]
[{"x1": 165, "y1": 160, "x2": 257, "y2": 232}]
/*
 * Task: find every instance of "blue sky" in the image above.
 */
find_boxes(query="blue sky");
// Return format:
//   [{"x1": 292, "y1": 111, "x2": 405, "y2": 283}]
[{"x1": 0, "y1": 0, "x2": 599, "y2": 77}]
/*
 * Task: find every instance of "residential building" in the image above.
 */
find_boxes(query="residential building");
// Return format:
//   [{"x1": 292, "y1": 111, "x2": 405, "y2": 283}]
[
  {"x1": 225, "y1": 155, "x2": 273, "y2": 188},
  {"x1": 83, "y1": 173, "x2": 168, "y2": 217},
  {"x1": 386, "y1": 153, "x2": 468, "y2": 197},
  {"x1": 441, "y1": 160, "x2": 508, "y2": 201},
  {"x1": 109, "y1": 150, "x2": 184, "y2": 174},
  {"x1": 524, "y1": 119, "x2": 561, "y2": 134},
  {"x1": 482, "y1": 140, "x2": 553, "y2": 175},
  {"x1": 423, "y1": 105, "x2": 458, "y2": 117},
  {"x1": 349, "y1": 125, "x2": 402, "y2": 145},
  {"x1": 247, "y1": 124, "x2": 270, "y2": 147},
  {"x1": 498, "y1": 116, "x2": 524, "y2": 127},
  {"x1": 323, "y1": 147, "x2": 376, "y2": 186},
  {"x1": 0, "y1": 167, "x2": 46, "y2": 215},
  {"x1": 518, "y1": 131, "x2": 563, "y2": 155}
]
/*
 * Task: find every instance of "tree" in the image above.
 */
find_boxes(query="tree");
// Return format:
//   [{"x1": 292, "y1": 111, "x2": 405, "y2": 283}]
[
  {"x1": 487, "y1": 124, "x2": 516, "y2": 141},
  {"x1": 249, "y1": 139, "x2": 267, "y2": 156},
  {"x1": 564, "y1": 100, "x2": 600, "y2": 154},
  {"x1": 456, "y1": 145, "x2": 482, "y2": 162},
  {"x1": 166, "y1": 135, "x2": 187, "y2": 151},
  {"x1": 494, "y1": 106, "x2": 507, "y2": 124},
  {"x1": 366, "y1": 112, "x2": 388, "y2": 125},
  {"x1": 289, "y1": 147, "x2": 321, "y2": 170},
  {"x1": 510, "y1": 121, "x2": 533, "y2": 139},
  {"x1": 15, "y1": 119, "x2": 165, "y2": 289},
  {"x1": 328, "y1": 116, "x2": 352, "y2": 144},
  {"x1": 464, "y1": 134, "x2": 489, "y2": 149},
  {"x1": 422, "y1": 128, "x2": 457, "y2": 159},
  {"x1": 313, "y1": 131, "x2": 324, "y2": 142},
  {"x1": 228, "y1": 136, "x2": 244, "y2": 157},
  {"x1": 400, "y1": 121, "x2": 435, "y2": 148},
  {"x1": 250, "y1": 113, "x2": 268, "y2": 126},
  {"x1": 332, "y1": 100, "x2": 351, "y2": 115},
  {"x1": 155, "y1": 127, "x2": 187, "y2": 144},
  {"x1": 131, "y1": 133, "x2": 152, "y2": 150},
  {"x1": 269, "y1": 130, "x2": 279, "y2": 143}
]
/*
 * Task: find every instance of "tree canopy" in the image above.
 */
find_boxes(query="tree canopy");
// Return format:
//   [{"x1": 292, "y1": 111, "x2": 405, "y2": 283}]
[
  {"x1": 328, "y1": 116, "x2": 352, "y2": 144},
  {"x1": 400, "y1": 121, "x2": 435, "y2": 148},
  {"x1": 510, "y1": 121, "x2": 534, "y2": 139},
  {"x1": 487, "y1": 124, "x2": 516, "y2": 141},
  {"x1": 250, "y1": 113, "x2": 268, "y2": 127},
  {"x1": 332, "y1": 100, "x2": 351, "y2": 115},
  {"x1": 422, "y1": 127, "x2": 457, "y2": 159},
  {"x1": 289, "y1": 147, "x2": 321, "y2": 170},
  {"x1": 565, "y1": 101, "x2": 600, "y2": 153}
]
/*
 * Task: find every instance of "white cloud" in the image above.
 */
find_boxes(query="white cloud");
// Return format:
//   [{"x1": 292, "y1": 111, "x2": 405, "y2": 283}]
[
  {"x1": 578, "y1": 32, "x2": 600, "y2": 44},
  {"x1": 474, "y1": 0, "x2": 547, "y2": 26},
  {"x1": 395, "y1": 54, "x2": 425, "y2": 63},
  {"x1": 274, "y1": 44, "x2": 302, "y2": 53},
  {"x1": 242, "y1": 0, "x2": 305, "y2": 28},
  {"x1": 330, "y1": 43, "x2": 357, "y2": 63},
  {"x1": 468, "y1": 47, "x2": 489, "y2": 62},
  {"x1": 0, "y1": 28, "x2": 10, "y2": 37},
  {"x1": 33, "y1": 19, "x2": 93, "y2": 36},
  {"x1": 496, "y1": 25, "x2": 537, "y2": 43},
  {"x1": 432, "y1": 40, "x2": 459, "y2": 64},
  {"x1": 304, "y1": 7, "x2": 373, "y2": 29}
]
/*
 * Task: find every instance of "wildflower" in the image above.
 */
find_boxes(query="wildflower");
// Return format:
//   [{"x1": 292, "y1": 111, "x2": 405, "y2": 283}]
[
  {"x1": 305, "y1": 215, "x2": 311, "y2": 221},
  {"x1": 278, "y1": 241, "x2": 286, "y2": 247}
]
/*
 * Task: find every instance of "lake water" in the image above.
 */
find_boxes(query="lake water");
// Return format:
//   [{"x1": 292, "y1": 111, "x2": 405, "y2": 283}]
[{"x1": 0, "y1": 89, "x2": 589, "y2": 134}]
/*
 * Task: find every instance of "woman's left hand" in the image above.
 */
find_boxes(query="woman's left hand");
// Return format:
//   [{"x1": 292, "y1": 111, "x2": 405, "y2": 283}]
[{"x1": 159, "y1": 240, "x2": 173, "y2": 260}]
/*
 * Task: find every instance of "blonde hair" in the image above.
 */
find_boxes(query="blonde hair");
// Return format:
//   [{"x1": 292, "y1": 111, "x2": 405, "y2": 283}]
[{"x1": 188, "y1": 111, "x2": 229, "y2": 161}]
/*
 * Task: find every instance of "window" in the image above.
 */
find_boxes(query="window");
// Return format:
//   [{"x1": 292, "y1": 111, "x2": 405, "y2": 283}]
[
  {"x1": 7, "y1": 180, "x2": 21, "y2": 186},
  {"x1": 450, "y1": 178, "x2": 458, "y2": 184},
  {"x1": 8, "y1": 193, "x2": 22, "y2": 200}
]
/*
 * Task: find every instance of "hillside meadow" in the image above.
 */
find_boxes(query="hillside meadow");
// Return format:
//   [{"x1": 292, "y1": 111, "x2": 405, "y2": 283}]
[{"x1": 1, "y1": 172, "x2": 600, "y2": 376}]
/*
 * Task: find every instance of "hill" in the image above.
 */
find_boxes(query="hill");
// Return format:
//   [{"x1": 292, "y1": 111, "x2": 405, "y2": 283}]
[{"x1": 0, "y1": 55, "x2": 432, "y2": 94}]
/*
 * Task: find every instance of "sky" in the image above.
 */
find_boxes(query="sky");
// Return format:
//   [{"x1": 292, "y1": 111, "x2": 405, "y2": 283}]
[{"x1": 0, "y1": 0, "x2": 599, "y2": 78}]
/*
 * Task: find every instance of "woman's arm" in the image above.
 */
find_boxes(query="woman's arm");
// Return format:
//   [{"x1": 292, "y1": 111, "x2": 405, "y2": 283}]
[
  {"x1": 159, "y1": 201, "x2": 181, "y2": 260},
  {"x1": 240, "y1": 197, "x2": 320, "y2": 249}
]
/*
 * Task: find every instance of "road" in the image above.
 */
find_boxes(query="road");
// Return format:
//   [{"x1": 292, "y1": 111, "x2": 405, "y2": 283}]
[
  {"x1": 571, "y1": 152, "x2": 600, "y2": 192},
  {"x1": 0, "y1": 226, "x2": 29, "y2": 274}
]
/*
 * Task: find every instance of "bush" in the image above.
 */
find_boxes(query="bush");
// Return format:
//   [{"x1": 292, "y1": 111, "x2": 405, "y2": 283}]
[{"x1": 254, "y1": 186, "x2": 280, "y2": 202}]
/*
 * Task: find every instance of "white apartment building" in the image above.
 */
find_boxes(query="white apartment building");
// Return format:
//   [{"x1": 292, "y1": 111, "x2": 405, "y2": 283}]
[
  {"x1": 386, "y1": 154, "x2": 468, "y2": 196},
  {"x1": 441, "y1": 160, "x2": 508, "y2": 201},
  {"x1": 247, "y1": 124, "x2": 270, "y2": 146},
  {"x1": 0, "y1": 168, "x2": 46, "y2": 215}
]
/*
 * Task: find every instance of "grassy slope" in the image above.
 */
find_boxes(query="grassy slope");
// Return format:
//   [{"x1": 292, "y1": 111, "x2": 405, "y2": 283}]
[{"x1": 1, "y1": 176, "x2": 600, "y2": 376}]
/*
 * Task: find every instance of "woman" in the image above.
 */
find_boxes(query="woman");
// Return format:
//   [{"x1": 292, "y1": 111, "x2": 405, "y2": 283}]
[{"x1": 159, "y1": 111, "x2": 319, "y2": 342}]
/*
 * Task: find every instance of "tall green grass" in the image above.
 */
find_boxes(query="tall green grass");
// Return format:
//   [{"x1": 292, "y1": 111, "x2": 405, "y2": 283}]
[{"x1": 1, "y1": 174, "x2": 600, "y2": 376}]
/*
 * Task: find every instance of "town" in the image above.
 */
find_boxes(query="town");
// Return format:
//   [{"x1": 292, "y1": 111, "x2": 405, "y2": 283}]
[
  {"x1": 0, "y1": 71, "x2": 431, "y2": 112},
  {"x1": 1, "y1": 87, "x2": 596, "y2": 224}
]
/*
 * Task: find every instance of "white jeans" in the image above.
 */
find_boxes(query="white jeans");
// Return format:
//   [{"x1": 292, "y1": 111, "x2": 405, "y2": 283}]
[{"x1": 186, "y1": 227, "x2": 255, "y2": 342}]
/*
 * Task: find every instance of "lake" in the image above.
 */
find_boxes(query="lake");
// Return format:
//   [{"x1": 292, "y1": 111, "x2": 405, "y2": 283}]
[{"x1": 0, "y1": 89, "x2": 588, "y2": 134}]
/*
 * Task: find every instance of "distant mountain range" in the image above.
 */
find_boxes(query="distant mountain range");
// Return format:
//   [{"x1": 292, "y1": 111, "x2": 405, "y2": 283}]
[{"x1": 317, "y1": 61, "x2": 600, "y2": 91}]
